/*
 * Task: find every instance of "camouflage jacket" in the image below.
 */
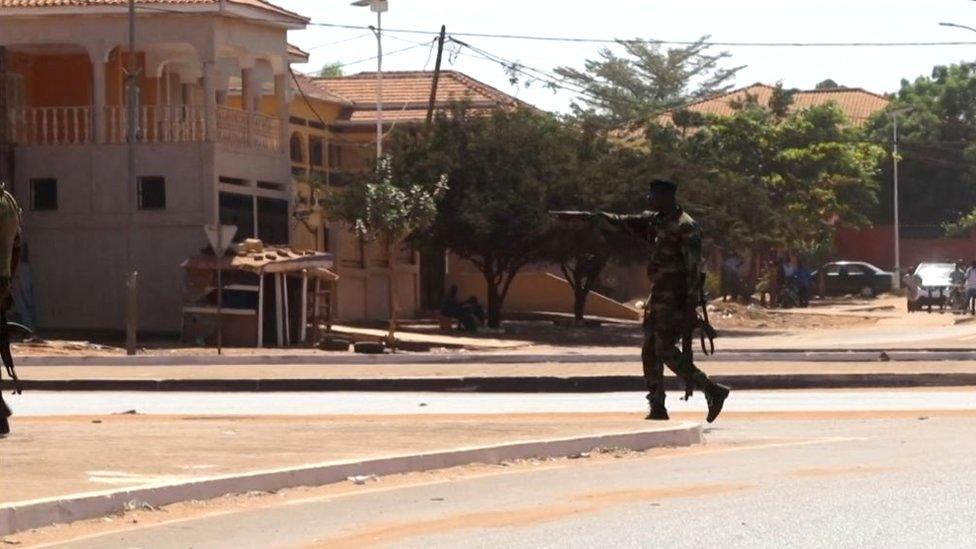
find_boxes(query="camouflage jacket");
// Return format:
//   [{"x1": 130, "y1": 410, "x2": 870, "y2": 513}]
[{"x1": 596, "y1": 207, "x2": 702, "y2": 303}]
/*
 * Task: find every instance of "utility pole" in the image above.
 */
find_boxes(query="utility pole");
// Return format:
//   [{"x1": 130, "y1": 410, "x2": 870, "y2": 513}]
[
  {"x1": 425, "y1": 25, "x2": 447, "y2": 128},
  {"x1": 375, "y1": 8, "x2": 384, "y2": 159},
  {"x1": 892, "y1": 114, "x2": 901, "y2": 289},
  {"x1": 125, "y1": 0, "x2": 140, "y2": 355},
  {"x1": 0, "y1": 46, "x2": 10, "y2": 188},
  {"x1": 888, "y1": 106, "x2": 911, "y2": 290}
]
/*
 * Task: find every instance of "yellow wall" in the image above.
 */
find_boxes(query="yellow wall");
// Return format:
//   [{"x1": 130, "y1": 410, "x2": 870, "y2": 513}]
[{"x1": 447, "y1": 266, "x2": 641, "y2": 321}]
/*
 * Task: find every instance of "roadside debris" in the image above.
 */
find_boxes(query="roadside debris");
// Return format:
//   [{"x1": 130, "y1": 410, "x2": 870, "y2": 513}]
[{"x1": 347, "y1": 475, "x2": 379, "y2": 485}]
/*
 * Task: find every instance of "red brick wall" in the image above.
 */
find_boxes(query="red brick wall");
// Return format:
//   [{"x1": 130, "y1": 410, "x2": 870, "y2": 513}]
[{"x1": 834, "y1": 225, "x2": 976, "y2": 271}]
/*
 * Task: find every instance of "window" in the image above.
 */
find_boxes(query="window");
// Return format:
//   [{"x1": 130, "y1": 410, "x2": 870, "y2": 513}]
[
  {"x1": 310, "y1": 137, "x2": 324, "y2": 168},
  {"x1": 219, "y1": 192, "x2": 255, "y2": 243},
  {"x1": 257, "y1": 197, "x2": 289, "y2": 245},
  {"x1": 289, "y1": 133, "x2": 304, "y2": 163},
  {"x1": 137, "y1": 176, "x2": 166, "y2": 210},
  {"x1": 30, "y1": 178, "x2": 58, "y2": 211}
]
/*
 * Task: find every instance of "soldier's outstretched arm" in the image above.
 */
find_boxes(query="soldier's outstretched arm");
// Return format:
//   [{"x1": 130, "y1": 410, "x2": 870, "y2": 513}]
[{"x1": 594, "y1": 212, "x2": 656, "y2": 239}]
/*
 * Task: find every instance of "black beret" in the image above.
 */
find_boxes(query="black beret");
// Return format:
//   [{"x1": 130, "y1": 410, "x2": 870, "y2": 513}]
[{"x1": 648, "y1": 179, "x2": 677, "y2": 195}]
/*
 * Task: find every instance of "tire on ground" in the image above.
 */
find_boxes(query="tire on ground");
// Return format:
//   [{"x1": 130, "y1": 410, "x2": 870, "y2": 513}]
[
  {"x1": 354, "y1": 341, "x2": 386, "y2": 354},
  {"x1": 318, "y1": 337, "x2": 351, "y2": 352}
]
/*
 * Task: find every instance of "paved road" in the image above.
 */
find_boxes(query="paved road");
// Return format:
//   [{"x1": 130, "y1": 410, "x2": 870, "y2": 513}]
[
  {"x1": 9, "y1": 389, "x2": 976, "y2": 416},
  {"x1": 38, "y1": 417, "x2": 976, "y2": 548}
]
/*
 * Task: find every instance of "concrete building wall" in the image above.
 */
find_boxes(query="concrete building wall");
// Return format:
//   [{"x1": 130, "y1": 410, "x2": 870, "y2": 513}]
[{"x1": 14, "y1": 143, "x2": 217, "y2": 332}]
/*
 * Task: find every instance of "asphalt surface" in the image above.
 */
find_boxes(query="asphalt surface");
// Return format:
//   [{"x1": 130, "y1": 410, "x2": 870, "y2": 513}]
[
  {"x1": 9, "y1": 389, "x2": 976, "y2": 416},
  {"x1": 36, "y1": 417, "x2": 976, "y2": 548}
]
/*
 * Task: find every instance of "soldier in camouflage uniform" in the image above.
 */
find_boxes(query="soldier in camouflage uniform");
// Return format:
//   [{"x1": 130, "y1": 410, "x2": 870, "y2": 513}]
[
  {"x1": 558, "y1": 180, "x2": 730, "y2": 423},
  {"x1": 0, "y1": 184, "x2": 20, "y2": 437}
]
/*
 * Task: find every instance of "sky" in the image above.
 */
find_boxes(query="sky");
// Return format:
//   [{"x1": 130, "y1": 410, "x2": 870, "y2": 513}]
[{"x1": 276, "y1": 0, "x2": 976, "y2": 112}]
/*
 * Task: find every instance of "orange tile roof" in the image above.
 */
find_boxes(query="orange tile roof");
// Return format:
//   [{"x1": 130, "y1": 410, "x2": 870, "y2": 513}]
[
  {"x1": 287, "y1": 43, "x2": 310, "y2": 63},
  {"x1": 0, "y1": 0, "x2": 307, "y2": 21},
  {"x1": 661, "y1": 83, "x2": 890, "y2": 126},
  {"x1": 291, "y1": 73, "x2": 353, "y2": 106},
  {"x1": 314, "y1": 70, "x2": 534, "y2": 124}
]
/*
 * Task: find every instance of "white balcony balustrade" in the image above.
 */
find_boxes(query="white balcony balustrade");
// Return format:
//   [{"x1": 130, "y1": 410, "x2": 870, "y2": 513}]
[
  {"x1": 216, "y1": 106, "x2": 282, "y2": 152},
  {"x1": 7, "y1": 106, "x2": 93, "y2": 145},
  {"x1": 105, "y1": 105, "x2": 206, "y2": 144},
  {"x1": 7, "y1": 105, "x2": 281, "y2": 153}
]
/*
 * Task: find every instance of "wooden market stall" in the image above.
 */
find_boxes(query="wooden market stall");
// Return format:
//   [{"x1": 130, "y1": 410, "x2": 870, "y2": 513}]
[{"x1": 181, "y1": 241, "x2": 338, "y2": 347}]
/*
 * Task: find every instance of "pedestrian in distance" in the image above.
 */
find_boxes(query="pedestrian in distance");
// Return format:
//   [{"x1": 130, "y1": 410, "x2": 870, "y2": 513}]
[
  {"x1": 551, "y1": 179, "x2": 731, "y2": 423},
  {"x1": 964, "y1": 261, "x2": 976, "y2": 315}
]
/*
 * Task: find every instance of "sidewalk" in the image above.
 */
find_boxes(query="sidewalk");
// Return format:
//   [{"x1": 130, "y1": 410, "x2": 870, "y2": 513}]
[
  {"x1": 9, "y1": 360, "x2": 976, "y2": 392},
  {"x1": 0, "y1": 414, "x2": 700, "y2": 535}
]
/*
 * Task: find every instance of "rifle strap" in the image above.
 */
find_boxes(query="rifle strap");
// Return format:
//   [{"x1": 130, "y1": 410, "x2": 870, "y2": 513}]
[{"x1": 0, "y1": 308, "x2": 19, "y2": 395}]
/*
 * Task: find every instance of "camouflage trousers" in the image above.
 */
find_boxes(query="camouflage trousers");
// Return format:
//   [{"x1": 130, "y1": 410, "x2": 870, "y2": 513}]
[{"x1": 641, "y1": 301, "x2": 711, "y2": 407}]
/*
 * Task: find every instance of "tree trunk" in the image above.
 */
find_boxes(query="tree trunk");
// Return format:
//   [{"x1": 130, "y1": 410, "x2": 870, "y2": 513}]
[
  {"x1": 573, "y1": 287, "x2": 589, "y2": 322},
  {"x1": 486, "y1": 277, "x2": 502, "y2": 328},
  {"x1": 387, "y1": 240, "x2": 398, "y2": 350}
]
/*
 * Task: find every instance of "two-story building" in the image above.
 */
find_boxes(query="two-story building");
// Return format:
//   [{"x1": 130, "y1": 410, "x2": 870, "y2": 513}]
[{"x1": 0, "y1": 0, "x2": 305, "y2": 333}]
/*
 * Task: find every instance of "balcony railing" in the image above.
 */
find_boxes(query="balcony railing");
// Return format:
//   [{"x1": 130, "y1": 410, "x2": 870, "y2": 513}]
[
  {"x1": 105, "y1": 105, "x2": 206, "y2": 144},
  {"x1": 8, "y1": 106, "x2": 93, "y2": 145},
  {"x1": 7, "y1": 105, "x2": 282, "y2": 153},
  {"x1": 216, "y1": 106, "x2": 282, "y2": 153}
]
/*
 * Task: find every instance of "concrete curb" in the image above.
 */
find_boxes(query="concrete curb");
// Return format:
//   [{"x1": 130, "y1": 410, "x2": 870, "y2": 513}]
[
  {"x1": 5, "y1": 372, "x2": 976, "y2": 393},
  {"x1": 15, "y1": 349, "x2": 976, "y2": 366},
  {"x1": 0, "y1": 422, "x2": 702, "y2": 536}
]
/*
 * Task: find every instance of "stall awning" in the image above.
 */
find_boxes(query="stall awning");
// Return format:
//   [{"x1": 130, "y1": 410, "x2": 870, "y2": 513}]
[{"x1": 182, "y1": 246, "x2": 337, "y2": 278}]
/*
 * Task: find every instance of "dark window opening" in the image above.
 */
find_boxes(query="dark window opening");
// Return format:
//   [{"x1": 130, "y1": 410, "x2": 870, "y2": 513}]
[
  {"x1": 257, "y1": 181, "x2": 285, "y2": 191},
  {"x1": 137, "y1": 176, "x2": 166, "y2": 210},
  {"x1": 257, "y1": 197, "x2": 289, "y2": 245},
  {"x1": 219, "y1": 192, "x2": 255, "y2": 243},
  {"x1": 310, "y1": 137, "x2": 324, "y2": 167},
  {"x1": 219, "y1": 176, "x2": 247, "y2": 187},
  {"x1": 289, "y1": 133, "x2": 304, "y2": 163},
  {"x1": 30, "y1": 178, "x2": 57, "y2": 211}
]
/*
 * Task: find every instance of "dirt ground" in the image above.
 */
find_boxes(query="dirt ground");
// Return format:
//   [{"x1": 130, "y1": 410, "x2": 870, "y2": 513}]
[{"x1": 9, "y1": 295, "x2": 897, "y2": 356}]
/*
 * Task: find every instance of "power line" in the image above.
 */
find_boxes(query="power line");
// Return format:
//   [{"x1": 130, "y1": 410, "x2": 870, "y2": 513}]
[
  {"x1": 306, "y1": 32, "x2": 374, "y2": 52},
  {"x1": 121, "y1": 6, "x2": 976, "y2": 48},
  {"x1": 312, "y1": 22, "x2": 976, "y2": 48}
]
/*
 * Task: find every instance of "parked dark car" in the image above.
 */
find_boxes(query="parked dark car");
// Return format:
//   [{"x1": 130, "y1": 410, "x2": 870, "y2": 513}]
[
  {"x1": 906, "y1": 262, "x2": 956, "y2": 312},
  {"x1": 813, "y1": 261, "x2": 894, "y2": 297}
]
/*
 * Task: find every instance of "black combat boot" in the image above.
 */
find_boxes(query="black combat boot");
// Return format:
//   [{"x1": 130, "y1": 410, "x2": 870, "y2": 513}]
[
  {"x1": 704, "y1": 382, "x2": 731, "y2": 423},
  {"x1": 645, "y1": 403, "x2": 670, "y2": 421},
  {"x1": 0, "y1": 398, "x2": 10, "y2": 436}
]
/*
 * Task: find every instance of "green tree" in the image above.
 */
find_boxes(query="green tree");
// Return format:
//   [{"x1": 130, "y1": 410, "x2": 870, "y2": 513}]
[
  {"x1": 327, "y1": 156, "x2": 447, "y2": 345},
  {"x1": 649, "y1": 95, "x2": 885, "y2": 277},
  {"x1": 318, "y1": 62, "x2": 344, "y2": 78},
  {"x1": 388, "y1": 106, "x2": 575, "y2": 327},
  {"x1": 866, "y1": 62, "x2": 976, "y2": 235},
  {"x1": 554, "y1": 36, "x2": 743, "y2": 125},
  {"x1": 545, "y1": 120, "x2": 647, "y2": 321}
]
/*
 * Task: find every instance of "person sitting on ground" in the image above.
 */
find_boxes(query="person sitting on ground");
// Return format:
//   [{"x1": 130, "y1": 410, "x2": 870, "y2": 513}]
[
  {"x1": 463, "y1": 296, "x2": 485, "y2": 329},
  {"x1": 440, "y1": 285, "x2": 477, "y2": 331}
]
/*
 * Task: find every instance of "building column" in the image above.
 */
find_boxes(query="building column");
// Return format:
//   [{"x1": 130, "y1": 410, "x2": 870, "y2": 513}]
[
  {"x1": 242, "y1": 67, "x2": 256, "y2": 112},
  {"x1": 91, "y1": 58, "x2": 107, "y2": 143},
  {"x1": 203, "y1": 61, "x2": 217, "y2": 142},
  {"x1": 274, "y1": 73, "x2": 289, "y2": 154}
]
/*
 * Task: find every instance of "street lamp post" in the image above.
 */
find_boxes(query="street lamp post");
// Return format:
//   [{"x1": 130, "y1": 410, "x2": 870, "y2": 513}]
[
  {"x1": 352, "y1": 0, "x2": 398, "y2": 347},
  {"x1": 352, "y1": 0, "x2": 388, "y2": 160},
  {"x1": 889, "y1": 106, "x2": 912, "y2": 290}
]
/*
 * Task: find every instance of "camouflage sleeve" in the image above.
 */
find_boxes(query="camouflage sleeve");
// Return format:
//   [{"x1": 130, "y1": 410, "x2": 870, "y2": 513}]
[
  {"x1": 594, "y1": 212, "x2": 655, "y2": 240},
  {"x1": 681, "y1": 222, "x2": 703, "y2": 301}
]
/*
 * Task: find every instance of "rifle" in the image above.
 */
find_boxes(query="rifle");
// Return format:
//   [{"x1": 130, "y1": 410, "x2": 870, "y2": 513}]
[
  {"x1": 681, "y1": 272, "x2": 718, "y2": 400},
  {"x1": 1, "y1": 306, "x2": 19, "y2": 396}
]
